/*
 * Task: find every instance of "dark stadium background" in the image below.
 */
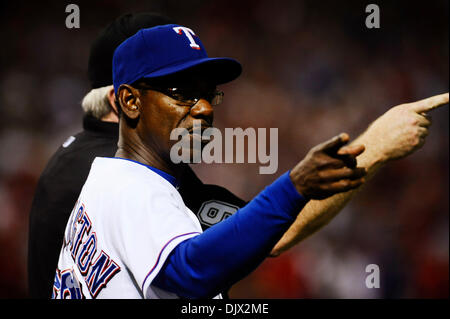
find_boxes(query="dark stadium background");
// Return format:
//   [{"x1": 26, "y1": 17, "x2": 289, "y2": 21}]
[{"x1": 0, "y1": 0, "x2": 448, "y2": 298}]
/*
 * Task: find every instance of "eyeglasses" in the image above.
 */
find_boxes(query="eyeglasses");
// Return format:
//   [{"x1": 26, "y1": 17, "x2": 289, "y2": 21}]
[{"x1": 135, "y1": 84, "x2": 224, "y2": 107}]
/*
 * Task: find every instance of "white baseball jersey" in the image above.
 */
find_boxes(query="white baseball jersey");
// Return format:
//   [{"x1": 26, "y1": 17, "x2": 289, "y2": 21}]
[{"x1": 52, "y1": 157, "x2": 219, "y2": 299}]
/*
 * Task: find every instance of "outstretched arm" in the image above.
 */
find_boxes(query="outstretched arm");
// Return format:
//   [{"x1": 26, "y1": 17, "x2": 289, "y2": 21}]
[
  {"x1": 152, "y1": 133, "x2": 365, "y2": 298},
  {"x1": 271, "y1": 93, "x2": 449, "y2": 256}
]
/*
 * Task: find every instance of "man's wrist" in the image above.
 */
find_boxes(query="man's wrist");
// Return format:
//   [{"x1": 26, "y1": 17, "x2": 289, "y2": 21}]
[{"x1": 351, "y1": 135, "x2": 387, "y2": 175}]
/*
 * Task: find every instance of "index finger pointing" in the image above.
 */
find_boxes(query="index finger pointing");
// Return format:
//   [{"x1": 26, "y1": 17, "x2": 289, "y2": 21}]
[
  {"x1": 410, "y1": 93, "x2": 449, "y2": 113},
  {"x1": 337, "y1": 144, "x2": 365, "y2": 157},
  {"x1": 315, "y1": 133, "x2": 350, "y2": 153}
]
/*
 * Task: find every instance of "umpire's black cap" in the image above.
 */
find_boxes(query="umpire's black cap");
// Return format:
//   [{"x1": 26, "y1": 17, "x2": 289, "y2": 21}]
[{"x1": 88, "y1": 12, "x2": 174, "y2": 89}]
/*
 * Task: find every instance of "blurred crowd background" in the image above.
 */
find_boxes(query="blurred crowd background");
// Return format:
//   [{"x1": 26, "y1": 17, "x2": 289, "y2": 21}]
[{"x1": 0, "y1": 0, "x2": 448, "y2": 298}]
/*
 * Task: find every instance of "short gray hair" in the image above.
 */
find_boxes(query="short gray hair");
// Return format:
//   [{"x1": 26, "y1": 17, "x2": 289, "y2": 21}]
[{"x1": 81, "y1": 85, "x2": 113, "y2": 119}]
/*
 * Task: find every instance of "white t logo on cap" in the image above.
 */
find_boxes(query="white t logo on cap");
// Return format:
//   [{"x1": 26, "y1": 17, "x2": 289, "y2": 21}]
[{"x1": 173, "y1": 26, "x2": 201, "y2": 50}]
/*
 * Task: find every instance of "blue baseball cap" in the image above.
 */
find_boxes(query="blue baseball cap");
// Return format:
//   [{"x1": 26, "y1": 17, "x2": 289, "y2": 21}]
[{"x1": 113, "y1": 24, "x2": 242, "y2": 95}]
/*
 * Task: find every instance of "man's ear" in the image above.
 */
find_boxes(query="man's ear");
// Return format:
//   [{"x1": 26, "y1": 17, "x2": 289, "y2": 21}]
[{"x1": 117, "y1": 84, "x2": 141, "y2": 120}]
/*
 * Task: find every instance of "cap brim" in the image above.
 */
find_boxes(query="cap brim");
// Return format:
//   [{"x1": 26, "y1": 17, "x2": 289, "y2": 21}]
[{"x1": 140, "y1": 57, "x2": 242, "y2": 85}]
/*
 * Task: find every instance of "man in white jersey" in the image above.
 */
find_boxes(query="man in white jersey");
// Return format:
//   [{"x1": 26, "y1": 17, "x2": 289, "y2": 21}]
[
  {"x1": 52, "y1": 24, "x2": 369, "y2": 299},
  {"x1": 55, "y1": 157, "x2": 205, "y2": 298}
]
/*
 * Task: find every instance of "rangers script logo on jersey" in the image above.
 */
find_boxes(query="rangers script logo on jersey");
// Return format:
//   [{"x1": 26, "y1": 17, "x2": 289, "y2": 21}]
[{"x1": 52, "y1": 202, "x2": 121, "y2": 299}]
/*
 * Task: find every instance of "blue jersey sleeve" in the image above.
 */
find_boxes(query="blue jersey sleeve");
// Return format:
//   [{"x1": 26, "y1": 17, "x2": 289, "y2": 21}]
[{"x1": 152, "y1": 171, "x2": 308, "y2": 298}]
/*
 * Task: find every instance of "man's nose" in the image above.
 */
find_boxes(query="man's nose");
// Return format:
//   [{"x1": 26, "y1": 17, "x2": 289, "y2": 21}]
[{"x1": 190, "y1": 99, "x2": 214, "y2": 122}]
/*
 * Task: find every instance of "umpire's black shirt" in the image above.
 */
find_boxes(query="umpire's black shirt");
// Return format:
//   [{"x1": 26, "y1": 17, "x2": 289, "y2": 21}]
[{"x1": 28, "y1": 115, "x2": 245, "y2": 298}]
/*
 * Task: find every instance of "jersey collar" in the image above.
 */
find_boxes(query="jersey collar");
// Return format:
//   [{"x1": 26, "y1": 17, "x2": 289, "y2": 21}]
[{"x1": 111, "y1": 157, "x2": 179, "y2": 188}]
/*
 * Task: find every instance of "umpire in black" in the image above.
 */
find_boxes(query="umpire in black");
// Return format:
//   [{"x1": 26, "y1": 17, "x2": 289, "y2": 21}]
[{"x1": 27, "y1": 12, "x2": 245, "y2": 298}]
